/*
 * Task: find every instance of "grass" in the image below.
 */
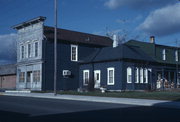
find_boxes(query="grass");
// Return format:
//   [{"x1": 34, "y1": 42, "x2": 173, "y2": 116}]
[{"x1": 56, "y1": 90, "x2": 180, "y2": 101}]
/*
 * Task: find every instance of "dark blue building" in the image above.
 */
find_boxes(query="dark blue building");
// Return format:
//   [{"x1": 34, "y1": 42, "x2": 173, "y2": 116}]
[
  {"x1": 79, "y1": 44, "x2": 154, "y2": 91},
  {"x1": 13, "y1": 17, "x2": 113, "y2": 91}
]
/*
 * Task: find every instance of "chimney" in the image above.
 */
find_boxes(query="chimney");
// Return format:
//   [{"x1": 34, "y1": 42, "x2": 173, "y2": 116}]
[
  {"x1": 150, "y1": 36, "x2": 155, "y2": 43},
  {"x1": 113, "y1": 34, "x2": 118, "y2": 48}
]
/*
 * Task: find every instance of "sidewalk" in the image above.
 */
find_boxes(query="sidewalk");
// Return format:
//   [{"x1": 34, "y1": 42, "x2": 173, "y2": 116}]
[{"x1": 1, "y1": 92, "x2": 180, "y2": 109}]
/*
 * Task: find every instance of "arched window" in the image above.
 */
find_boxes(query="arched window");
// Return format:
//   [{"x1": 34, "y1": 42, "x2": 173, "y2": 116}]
[{"x1": 127, "y1": 67, "x2": 132, "y2": 83}]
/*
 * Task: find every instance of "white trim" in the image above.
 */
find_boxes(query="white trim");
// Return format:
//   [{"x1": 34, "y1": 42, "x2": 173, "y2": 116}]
[
  {"x1": 71, "y1": 44, "x2": 78, "y2": 61},
  {"x1": 34, "y1": 41, "x2": 39, "y2": 57},
  {"x1": 94, "y1": 70, "x2": 101, "y2": 88},
  {"x1": 127, "y1": 67, "x2": 132, "y2": 83},
  {"x1": 162, "y1": 49, "x2": 166, "y2": 60},
  {"x1": 135, "y1": 67, "x2": 139, "y2": 83},
  {"x1": 140, "y1": 68, "x2": 144, "y2": 83},
  {"x1": 83, "y1": 70, "x2": 89, "y2": 86},
  {"x1": 175, "y1": 50, "x2": 178, "y2": 62},
  {"x1": 144, "y1": 68, "x2": 148, "y2": 83},
  {"x1": 107, "y1": 67, "x2": 115, "y2": 85}
]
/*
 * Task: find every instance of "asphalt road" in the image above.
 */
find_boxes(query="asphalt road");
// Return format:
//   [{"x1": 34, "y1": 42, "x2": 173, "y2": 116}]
[{"x1": 0, "y1": 95, "x2": 180, "y2": 122}]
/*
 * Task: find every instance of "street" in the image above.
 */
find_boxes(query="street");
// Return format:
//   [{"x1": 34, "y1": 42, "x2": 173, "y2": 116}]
[{"x1": 0, "y1": 95, "x2": 180, "y2": 122}]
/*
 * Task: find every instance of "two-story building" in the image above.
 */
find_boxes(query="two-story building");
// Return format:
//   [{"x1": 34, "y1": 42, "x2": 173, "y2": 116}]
[{"x1": 13, "y1": 16, "x2": 113, "y2": 91}]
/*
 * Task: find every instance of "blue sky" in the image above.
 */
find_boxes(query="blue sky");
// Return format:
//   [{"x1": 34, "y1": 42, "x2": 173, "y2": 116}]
[{"x1": 0, "y1": 0, "x2": 180, "y2": 64}]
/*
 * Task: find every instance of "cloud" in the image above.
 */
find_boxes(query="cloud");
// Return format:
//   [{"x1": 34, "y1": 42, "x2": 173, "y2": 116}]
[
  {"x1": 0, "y1": 33, "x2": 17, "y2": 64},
  {"x1": 138, "y1": 3, "x2": 180, "y2": 36},
  {"x1": 104, "y1": 0, "x2": 176, "y2": 10}
]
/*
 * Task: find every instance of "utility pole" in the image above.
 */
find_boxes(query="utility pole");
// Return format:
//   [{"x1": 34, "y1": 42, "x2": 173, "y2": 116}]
[
  {"x1": 54, "y1": 0, "x2": 57, "y2": 96},
  {"x1": 176, "y1": 40, "x2": 179, "y2": 88}
]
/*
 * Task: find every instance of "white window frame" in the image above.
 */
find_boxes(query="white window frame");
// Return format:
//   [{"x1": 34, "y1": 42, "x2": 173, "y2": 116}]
[
  {"x1": 127, "y1": 67, "x2": 132, "y2": 83},
  {"x1": 27, "y1": 43, "x2": 31, "y2": 58},
  {"x1": 135, "y1": 67, "x2": 139, "y2": 83},
  {"x1": 144, "y1": 68, "x2": 148, "y2": 83},
  {"x1": 175, "y1": 50, "x2": 178, "y2": 62},
  {"x1": 107, "y1": 67, "x2": 115, "y2": 85},
  {"x1": 34, "y1": 41, "x2": 39, "y2": 57},
  {"x1": 71, "y1": 45, "x2": 78, "y2": 61},
  {"x1": 162, "y1": 49, "x2": 166, "y2": 60},
  {"x1": 140, "y1": 68, "x2": 144, "y2": 83},
  {"x1": 20, "y1": 44, "x2": 25, "y2": 59},
  {"x1": 83, "y1": 70, "x2": 89, "y2": 86}
]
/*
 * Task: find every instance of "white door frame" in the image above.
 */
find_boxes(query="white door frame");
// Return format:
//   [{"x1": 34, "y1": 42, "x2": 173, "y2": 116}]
[{"x1": 94, "y1": 70, "x2": 101, "y2": 88}]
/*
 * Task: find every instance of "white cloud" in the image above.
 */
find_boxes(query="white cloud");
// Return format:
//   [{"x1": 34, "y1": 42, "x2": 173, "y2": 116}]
[
  {"x1": 0, "y1": 33, "x2": 17, "y2": 64},
  {"x1": 104, "y1": 0, "x2": 175, "y2": 10},
  {"x1": 138, "y1": 3, "x2": 180, "y2": 36}
]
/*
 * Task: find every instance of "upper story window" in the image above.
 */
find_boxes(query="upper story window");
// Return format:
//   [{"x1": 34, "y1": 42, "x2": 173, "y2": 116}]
[
  {"x1": 107, "y1": 67, "x2": 115, "y2": 85},
  {"x1": 35, "y1": 42, "x2": 39, "y2": 57},
  {"x1": 20, "y1": 45, "x2": 25, "y2": 59},
  {"x1": 71, "y1": 45, "x2": 78, "y2": 61},
  {"x1": 175, "y1": 50, "x2": 179, "y2": 62},
  {"x1": 162, "y1": 49, "x2": 166, "y2": 60},
  {"x1": 127, "y1": 67, "x2": 132, "y2": 83},
  {"x1": 27, "y1": 43, "x2": 31, "y2": 58}
]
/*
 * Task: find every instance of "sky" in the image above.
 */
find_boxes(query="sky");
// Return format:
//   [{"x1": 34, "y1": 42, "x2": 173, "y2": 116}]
[{"x1": 0, "y1": 0, "x2": 180, "y2": 64}]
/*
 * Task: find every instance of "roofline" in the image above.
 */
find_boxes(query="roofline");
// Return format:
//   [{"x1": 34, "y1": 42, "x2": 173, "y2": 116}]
[
  {"x1": 12, "y1": 16, "x2": 46, "y2": 30},
  {"x1": 44, "y1": 26, "x2": 112, "y2": 40},
  {"x1": 128, "y1": 40, "x2": 180, "y2": 49}
]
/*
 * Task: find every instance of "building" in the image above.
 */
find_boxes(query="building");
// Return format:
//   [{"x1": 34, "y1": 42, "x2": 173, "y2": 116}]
[
  {"x1": 0, "y1": 64, "x2": 16, "y2": 90},
  {"x1": 79, "y1": 43, "x2": 154, "y2": 91},
  {"x1": 13, "y1": 16, "x2": 113, "y2": 91},
  {"x1": 126, "y1": 39, "x2": 180, "y2": 89},
  {"x1": 79, "y1": 38, "x2": 180, "y2": 91}
]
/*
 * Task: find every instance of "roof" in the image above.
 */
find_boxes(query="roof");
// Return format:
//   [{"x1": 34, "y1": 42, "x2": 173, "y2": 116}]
[
  {"x1": 81, "y1": 44, "x2": 154, "y2": 63},
  {"x1": 125, "y1": 40, "x2": 180, "y2": 65},
  {"x1": 12, "y1": 16, "x2": 46, "y2": 30},
  {"x1": 0, "y1": 64, "x2": 16, "y2": 76},
  {"x1": 44, "y1": 26, "x2": 113, "y2": 47}
]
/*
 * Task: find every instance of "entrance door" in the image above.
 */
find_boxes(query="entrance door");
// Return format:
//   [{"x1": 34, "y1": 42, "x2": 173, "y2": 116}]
[
  {"x1": 26, "y1": 71, "x2": 33, "y2": 89},
  {"x1": 94, "y1": 70, "x2": 101, "y2": 88}
]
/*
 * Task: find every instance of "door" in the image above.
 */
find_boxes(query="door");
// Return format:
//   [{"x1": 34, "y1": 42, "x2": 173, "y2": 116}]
[
  {"x1": 26, "y1": 71, "x2": 32, "y2": 89},
  {"x1": 94, "y1": 70, "x2": 101, "y2": 88}
]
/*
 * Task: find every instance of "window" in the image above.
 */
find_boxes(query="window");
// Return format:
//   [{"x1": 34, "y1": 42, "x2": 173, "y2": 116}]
[
  {"x1": 33, "y1": 70, "x2": 40, "y2": 82},
  {"x1": 19, "y1": 72, "x2": 25, "y2": 82},
  {"x1": 162, "y1": 49, "x2": 166, "y2": 60},
  {"x1": 35, "y1": 42, "x2": 39, "y2": 57},
  {"x1": 140, "y1": 68, "x2": 143, "y2": 83},
  {"x1": 135, "y1": 67, "x2": 139, "y2": 83},
  {"x1": 144, "y1": 68, "x2": 148, "y2": 83},
  {"x1": 127, "y1": 67, "x2": 132, "y2": 83},
  {"x1": 83, "y1": 70, "x2": 89, "y2": 85},
  {"x1": 107, "y1": 67, "x2": 115, "y2": 85},
  {"x1": 175, "y1": 50, "x2": 179, "y2": 62},
  {"x1": 20, "y1": 45, "x2": 25, "y2": 59},
  {"x1": 71, "y1": 45, "x2": 78, "y2": 61},
  {"x1": 27, "y1": 43, "x2": 31, "y2": 58}
]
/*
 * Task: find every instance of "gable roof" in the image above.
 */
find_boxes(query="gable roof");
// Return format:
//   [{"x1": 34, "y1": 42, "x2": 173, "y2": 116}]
[
  {"x1": 44, "y1": 26, "x2": 113, "y2": 47},
  {"x1": 81, "y1": 44, "x2": 154, "y2": 63},
  {"x1": 0, "y1": 64, "x2": 16, "y2": 76}
]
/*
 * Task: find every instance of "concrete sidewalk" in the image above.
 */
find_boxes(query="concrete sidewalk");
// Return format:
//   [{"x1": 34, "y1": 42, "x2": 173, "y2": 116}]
[{"x1": 1, "y1": 92, "x2": 180, "y2": 109}]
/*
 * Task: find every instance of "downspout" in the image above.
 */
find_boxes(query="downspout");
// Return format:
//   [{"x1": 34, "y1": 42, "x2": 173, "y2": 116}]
[{"x1": 43, "y1": 34, "x2": 47, "y2": 91}]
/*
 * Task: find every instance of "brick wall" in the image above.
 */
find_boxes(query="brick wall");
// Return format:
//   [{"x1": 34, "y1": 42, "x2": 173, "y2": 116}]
[{"x1": 0, "y1": 75, "x2": 16, "y2": 89}]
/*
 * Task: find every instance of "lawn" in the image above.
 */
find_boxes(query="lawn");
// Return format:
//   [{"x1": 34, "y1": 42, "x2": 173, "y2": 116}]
[{"x1": 57, "y1": 90, "x2": 180, "y2": 101}]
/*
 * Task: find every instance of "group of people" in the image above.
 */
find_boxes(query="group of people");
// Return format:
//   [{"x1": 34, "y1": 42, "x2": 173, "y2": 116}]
[{"x1": 156, "y1": 78, "x2": 175, "y2": 90}]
